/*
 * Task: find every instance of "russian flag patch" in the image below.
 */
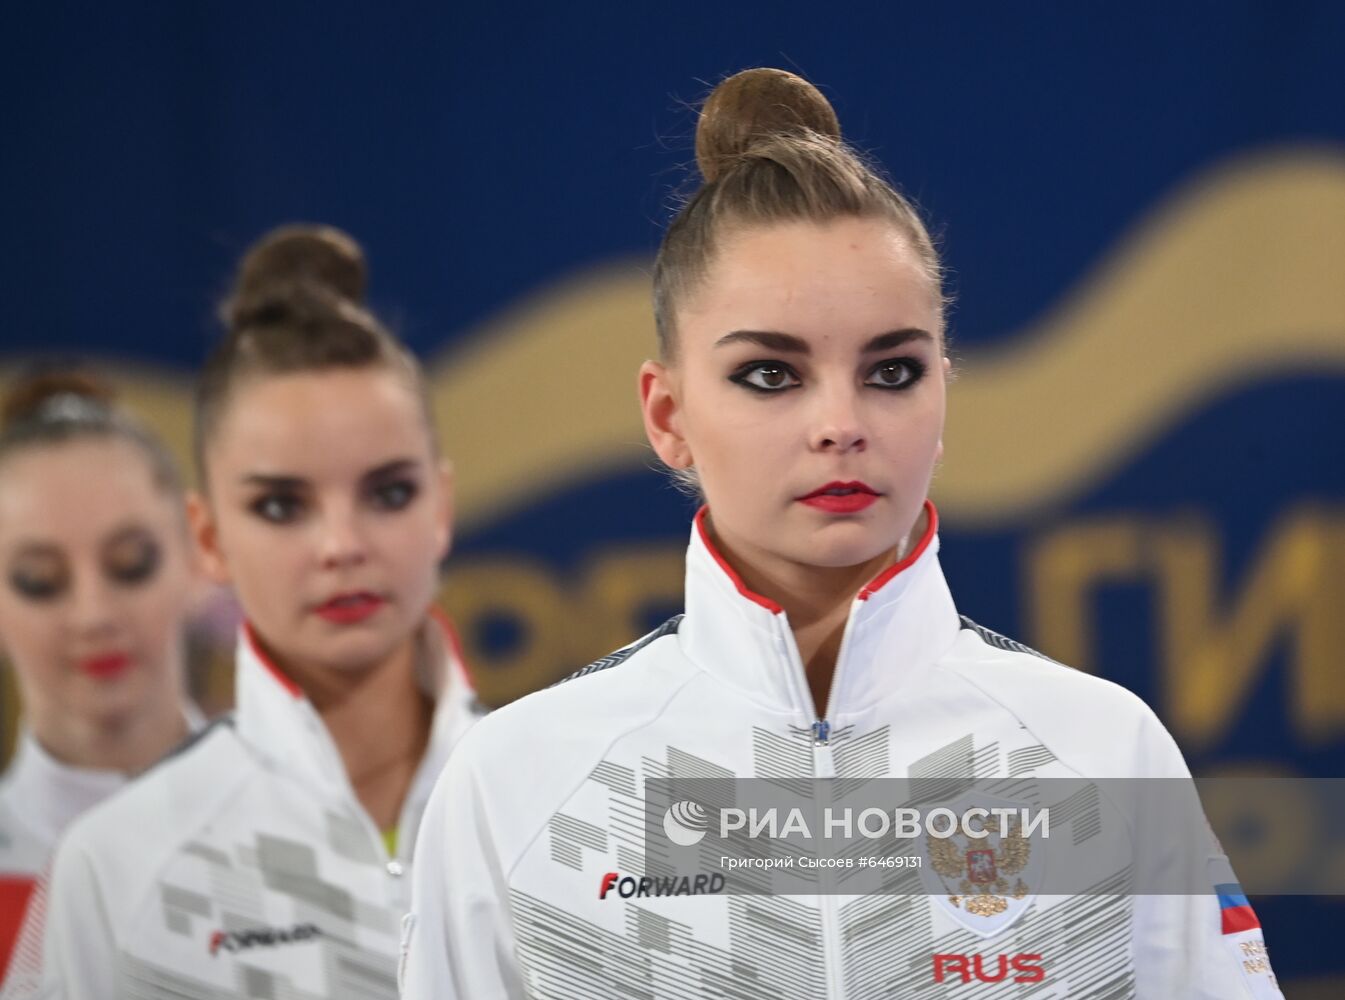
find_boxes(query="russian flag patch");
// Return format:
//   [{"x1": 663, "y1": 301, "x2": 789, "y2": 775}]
[{"x1": 1216, "y1": 882, "x2": 1261, "y2": 935}]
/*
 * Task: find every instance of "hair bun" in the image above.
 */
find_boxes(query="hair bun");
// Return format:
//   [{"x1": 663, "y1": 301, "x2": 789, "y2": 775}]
[
  {"x1": 695, "y1": 68, "x2": 842, "y2": 184},
  {"x1": 1, "y1": 369, "x2": 116, "y2": 431},
  {"x1": 225, "y1": 224, "x2": 368, "y2": 332}
]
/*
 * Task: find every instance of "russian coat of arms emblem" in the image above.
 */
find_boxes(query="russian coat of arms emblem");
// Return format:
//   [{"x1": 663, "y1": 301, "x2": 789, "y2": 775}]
[{"x1": 919, "y1": 793, "x2": 1043, "y2": 936}]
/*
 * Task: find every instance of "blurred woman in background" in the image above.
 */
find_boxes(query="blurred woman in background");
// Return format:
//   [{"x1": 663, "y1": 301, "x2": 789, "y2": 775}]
[
  {"x1": 25, "y1": 226, "x2": 481, "y2": 1000},
  {"x1": 0, "y1": 373, "x2": 200, "y2": 984}
]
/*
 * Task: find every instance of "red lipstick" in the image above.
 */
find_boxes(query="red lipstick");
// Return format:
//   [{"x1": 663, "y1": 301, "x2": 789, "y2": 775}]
[
  {"x1": 798, "y1": 481, "x2": 880, "y2": 514},
  {"x1": 315, "y1": 592, "x2": 387, "y2": 624},
  {"x1": 79, "y1": 652, "x2": 132, "y2": 680}
]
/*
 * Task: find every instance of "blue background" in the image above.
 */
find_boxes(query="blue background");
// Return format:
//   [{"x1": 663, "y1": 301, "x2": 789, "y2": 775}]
[{"x1": 3, "y1": 2, "x2": 1342, "y2": 991}]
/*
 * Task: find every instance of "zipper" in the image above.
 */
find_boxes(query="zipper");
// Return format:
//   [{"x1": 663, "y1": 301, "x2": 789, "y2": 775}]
[
  {"x1": 812, "y1": 718, "x2": 845, "y2": 1000},
  {"x1": 773, "y1": 608, "x2": 855, "y2": 1000},
  {"x1": 811, "y1": 602, "x2": 865, "y2": 1000},
  {"x1": 298, "y1": 699, "x2": 410, "y2": 905}
]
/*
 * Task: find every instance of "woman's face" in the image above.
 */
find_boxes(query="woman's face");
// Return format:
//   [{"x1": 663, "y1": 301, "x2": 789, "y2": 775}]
[
  {"x1": 0, "y1": 438, "x2": 193, "y2": 734},
  {"x1": 641, "y1": 216, "x2": 947, "y2": 582},
  {"x1": 192, "y1": 368, "x2": 451, "y2": 676}
]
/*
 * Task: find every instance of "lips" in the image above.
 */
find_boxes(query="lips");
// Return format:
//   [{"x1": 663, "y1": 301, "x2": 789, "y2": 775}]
[
  {"x1": 798, "y1": 481, "x2": 880, "y2": 514},
  {"x1": 314, "y1": 592, "x2": 387, "y2": 625},
  {"x1": 79, "y1": 652, "x2": 132, "y2": 680}
]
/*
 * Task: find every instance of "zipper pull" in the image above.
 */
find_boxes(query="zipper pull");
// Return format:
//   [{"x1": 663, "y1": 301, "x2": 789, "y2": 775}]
[{"x1": 812, "y1": 719, "x2": 831, "y2": 746}]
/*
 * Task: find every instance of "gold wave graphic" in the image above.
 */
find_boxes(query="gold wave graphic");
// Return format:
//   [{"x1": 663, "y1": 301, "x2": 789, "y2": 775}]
[
  {"x1": 4, "y1": 148, "x2": 1343, "y2": 530},
  {"x1": 938, "y1": 147, "x2": 1345, "y2": 524}
]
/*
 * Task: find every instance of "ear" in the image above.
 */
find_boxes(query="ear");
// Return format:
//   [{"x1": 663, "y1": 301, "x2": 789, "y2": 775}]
[
  {"x1": 186, "y1": 491, "x2": 232, "y2": 585},
  {"x1": 639, "y1": 360, "x2": 691, "y2": 469},
  {"x1": 434, "y1": 459, "x2": 455, "y2": 561},
  {"x1": 935, "y1": 355, "x2": 953, "y2": 464}
]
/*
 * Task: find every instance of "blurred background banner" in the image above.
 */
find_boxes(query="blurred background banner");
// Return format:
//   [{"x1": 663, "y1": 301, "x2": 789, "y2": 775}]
[{"x1": 2, "y1": 2, "x2": 1342, "y2": 992}]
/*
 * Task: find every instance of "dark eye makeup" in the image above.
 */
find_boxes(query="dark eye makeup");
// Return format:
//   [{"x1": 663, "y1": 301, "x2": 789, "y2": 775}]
[
  {"x1": 728, "y1": 357, "x2": 928, "y2": 394},
  {"x1": 8, "y1": 553, "x2": 68, "y2": 601},
  {"x1": 4, "y1": 526, "x2": 163, "y2": 602},
  {"x1": 103, "y1": 529, "x2": 161, "y2": 586},
  {"x1": 368, "y1": 478, "x2": 419, "y2": 512},
  {"x1": 728, "y1": 361, "x2": 803, "y2": 393},
  {"x1": 864, "y1": 357, "x2": 927, "y2": 389},
  {"x1": 249, "y1": 493, "x2": 305, "y2": 524}
]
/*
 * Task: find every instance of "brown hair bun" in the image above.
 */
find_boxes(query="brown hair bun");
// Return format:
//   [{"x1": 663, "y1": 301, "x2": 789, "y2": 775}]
[
  {"x1": 695, "y1": 68, "x2": 842, "y2": 184},
  {"x1": 1, "y1": 369, "x2": 116, "y2": 432},
  {"x1": 224, "y1": 224, "x2": 368, "y2": 333}
]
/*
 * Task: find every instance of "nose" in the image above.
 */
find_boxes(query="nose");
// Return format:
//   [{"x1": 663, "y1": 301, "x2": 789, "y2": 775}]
[
  {"x1": 317, "y1": 502, "x2": 369, "y2": 571},
  {"x1": 68, "y1": 568, "x2": 119, "y2": 641},
  {"x1": 809, "y1": 385, "x2": 868, "y2": 454}
]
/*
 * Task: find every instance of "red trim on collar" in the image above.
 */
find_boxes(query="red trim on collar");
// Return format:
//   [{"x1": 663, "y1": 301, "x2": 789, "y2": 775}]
[
  {"x1": 429, "y1": 605, "x2": 476, "y2": 692},
  {"x1": 0, "y1": 876, "x2": 37, "y2": 982},
  {"x1": 858, "y1": 500, "x2": 939, "y2": 601},
  {"x1": 242, "y1": 622, "x2": 303, "y2": 699},
  {"x1": 694, "y1": 507, "x2": 785, "y2": 614}
]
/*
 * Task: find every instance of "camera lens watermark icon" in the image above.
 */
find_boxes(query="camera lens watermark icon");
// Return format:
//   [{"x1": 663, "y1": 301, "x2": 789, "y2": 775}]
[{"x1": 663, "y1": 801, "x2": 709, "y2": 847}]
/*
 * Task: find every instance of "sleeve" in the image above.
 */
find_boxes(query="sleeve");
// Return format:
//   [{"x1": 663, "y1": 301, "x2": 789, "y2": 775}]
[
  {"x1": 1128, "y1": 710, "x2": 1283, "y2": 1000},
  {"x1": 13, "y1": 839, "x2": 119, "y2": 1000},
  {"x1": 399, "y1": 730, "x2": 527, "y2": 999}
]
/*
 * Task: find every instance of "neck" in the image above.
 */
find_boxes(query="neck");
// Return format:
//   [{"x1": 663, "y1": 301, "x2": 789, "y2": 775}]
[
  {"x1": 709, "y1": 513, "x2": 924, "y2": 720},
  {"x1": 32, "y1": 671, "x2": 189, "y2": 776},
  {"x1": 285, "y1": 634, "x2": 434, "y2": 833}
]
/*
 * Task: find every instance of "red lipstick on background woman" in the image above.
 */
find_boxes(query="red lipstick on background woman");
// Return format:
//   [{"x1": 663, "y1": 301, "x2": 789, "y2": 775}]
[
  {"x1": 314, "y1": 592, "x2": 386, "y2": 624},
  {"x1": 78, "y1": 652, "x2": 132, "y2": 680}
]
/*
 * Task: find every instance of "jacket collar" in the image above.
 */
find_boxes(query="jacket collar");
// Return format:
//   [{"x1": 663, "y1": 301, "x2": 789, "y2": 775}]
[
  {"x1": 4, "y1": 699, "x2": 205, "y2": 846},
  {"x1": 235, "y1": 614, "x2": 476, "y2": 804},
  {"x1": 4, "y1": 733, "x2": 125, "y2": 846},
  {"x1": 677, "y1": 499, "x2": 959, "y2": 721}
]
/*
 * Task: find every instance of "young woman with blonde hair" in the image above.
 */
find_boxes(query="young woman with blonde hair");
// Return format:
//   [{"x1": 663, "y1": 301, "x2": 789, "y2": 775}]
[{"x1": 0, "y1": 372, "x2": 201, "y2": 985}]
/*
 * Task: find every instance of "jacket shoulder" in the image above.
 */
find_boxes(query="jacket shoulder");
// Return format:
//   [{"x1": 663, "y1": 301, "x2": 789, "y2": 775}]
[
  {"x1": 551, "y1": 614, "x2": 684, "y2": 687},
  {"x1": 468, "y1": 615, "x2": 688, "y2": 747},
  {"x1": 441, "y1": 617, "x2": 694, "y2": 864},
  {"x1": 55, "y1": 718, "x2": 255, "y2": 911},
  {"x1": 944, "y1": 617, "x2": 1188, "y2": 778}
]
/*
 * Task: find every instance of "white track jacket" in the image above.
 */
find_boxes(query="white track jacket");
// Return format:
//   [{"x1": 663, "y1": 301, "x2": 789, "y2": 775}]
[
  {"x1": 0, "y1": 734, "x2": 126, "y2": 983},
  {"x1": 20, "y1": 616, "x2": 480, "y2": 1000},
  {"x1": 403, "y1": 504, "x2": 1281, "y2": 999},
  {"x1": 0, "y1": 705, "x2": 204, "y2": 986}
]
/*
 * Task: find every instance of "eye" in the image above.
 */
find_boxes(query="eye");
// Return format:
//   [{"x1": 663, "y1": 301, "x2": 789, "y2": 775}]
[
  {"x1": 369, "y1": 479, "x2": 418, "y2": 512},
  {"x1": 729, "y1": 362, "x2": 802, "y2": 393},
  {"x1": 7, "y1": 553, "x2": 68, "y2": 602},
  {"x1": 249, "y1": 493, "x2": 304, "y2": 524},
  {"x1": 865, "y1": 358, "x2": 926, "y2": 390},
  {"x1": 9, "y1": 568, "x2": 67, "y2": 601},
  {"x1": 104, "y1": 532, "x2": 161, "y2": 587}
]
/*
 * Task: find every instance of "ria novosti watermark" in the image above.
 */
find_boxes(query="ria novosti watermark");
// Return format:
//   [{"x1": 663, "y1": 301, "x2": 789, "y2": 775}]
[
  {"x1": 640, "y1": 777, "x2": 1345, "y2": 897},
  {"x1": 668, "y1": 801, "x2": 1050, "y2": 844}
]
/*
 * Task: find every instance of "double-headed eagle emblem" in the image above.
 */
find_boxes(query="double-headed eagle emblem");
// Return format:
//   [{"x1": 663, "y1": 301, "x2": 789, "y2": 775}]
[{"x1": 927, "y1": 811, "x2": 1032, "y2": 918}]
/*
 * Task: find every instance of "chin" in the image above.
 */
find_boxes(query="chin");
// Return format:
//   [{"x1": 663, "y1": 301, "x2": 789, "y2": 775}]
[
  {"x1": 798, "y1": 522, "x2": 900, "y2": 570},
  {"x1": 313, "y1": 624, "x2": 406, "y2": 672},
  {"x1": 77, "y1": 680, "x2": 152, "y2": 729}
]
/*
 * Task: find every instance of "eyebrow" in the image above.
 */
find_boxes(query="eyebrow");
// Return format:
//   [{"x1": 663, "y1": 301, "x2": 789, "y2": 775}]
[
  {"x1": 9, "y1": 541, "x2": 64, "y2": 560},
  {"x1": 359, "y1": 458, "x2": 421, "y2": 485},
  {"x1": 714, "y1": 328, "x2": 935, "y2": 354},
  {"x1": 101, "y1": 523, "x2": 154, "y2": 547},
  {"x1": 240, "y1": 459, "x2": 422, "y2": 491},
  {"x1": 241, "y1": 473, "x2": 307, "y2": 491}
]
